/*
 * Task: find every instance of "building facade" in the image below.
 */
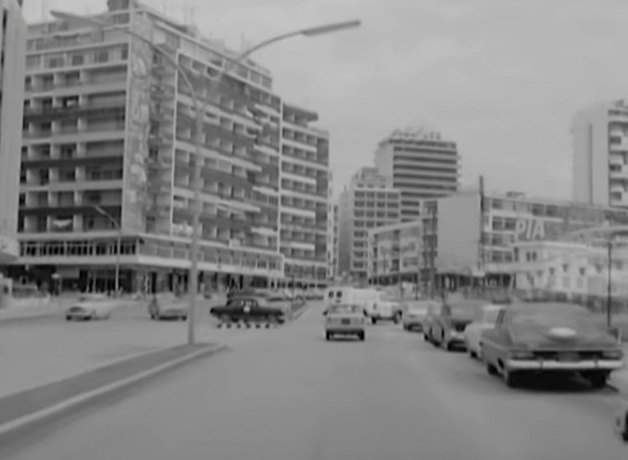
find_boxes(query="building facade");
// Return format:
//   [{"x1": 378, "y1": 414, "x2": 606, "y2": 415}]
[
  {"x1": 367, "y1": 220, "x2": 422, "y2": 286},
  {"x1": 0, "y1": 0, "x2": 26, "y2": 264},
  {"x1": 371, "y1": 189, "x2": 628, "y2": 292},
  {"x1": 337, "y1": 167, "x2": 401, "y2": 281},
  {"x1": 327, "y1": 203, "x2": 338, "y2": 280},
  {"x1": 375, "y1": 127, "x2": 459, "y2": 221},
  {"x1": 280, "y1": 103, "x2": 330, "y2": 287},
  {"x1": 572, "y1": 99, "x2": 628, "y2": 208},
  {"x1": 13, "y1": 0, "x2": 329, "y2": 293}
]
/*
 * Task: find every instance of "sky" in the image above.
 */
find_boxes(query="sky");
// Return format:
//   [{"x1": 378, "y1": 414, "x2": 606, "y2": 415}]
[{"x1": 22, "y1": 0, "x2": 628, "y2": 200}]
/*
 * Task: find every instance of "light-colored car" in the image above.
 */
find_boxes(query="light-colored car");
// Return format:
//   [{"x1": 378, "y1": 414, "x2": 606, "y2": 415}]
[
  {"x1": 401, "y1": 300, "x2": 435, "y2": 332},
  {"x1": 65, "y1": 294, "x2": 117, "y2": 321},
  {"x1": 324, "y1": 303, "x2": 366, "y2": 341},
  {"x1": 463, "y1": 304, "x2": 502, "y2": 359},
  {"x1": 148, "y1": 294, "x2": 188, "y2": 321}
]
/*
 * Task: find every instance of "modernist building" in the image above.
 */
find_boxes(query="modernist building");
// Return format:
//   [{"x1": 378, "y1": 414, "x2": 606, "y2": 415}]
[
  {"x1": 375, "y1": 127, "x2": 459, "y2": 221},
  {"x1": 368, "y1": 188, "x2": 628, "y2": 293},
  {"x1": 280, "y1": 103, "x2": 330, "y2": 286},
  {"x1": 337, "y1": 167, "x2": 401, "y2": 281},
  {"x1": 367, "y1": 220, "x2": 423, "y2": 286},
  {"x1": 327, "y1": 203, "x2": 338, "y2": 280},
  {"x1": 12, "y1": 0, "x2": 330, "y2": 292},
  {"x1": 572, "y1": 99, "x2": 628, "y2": 208},
  {"x1": 0, "y1": 0, "x2": 26, "y2": 265}
]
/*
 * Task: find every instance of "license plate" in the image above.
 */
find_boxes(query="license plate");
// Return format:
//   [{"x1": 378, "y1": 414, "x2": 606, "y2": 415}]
[
  {"x1": 341, "y1": 319, "x2": 350, "y2": 325},
  {"x1": 558, "y1": 352, "x2": 580, "y2": 362}
]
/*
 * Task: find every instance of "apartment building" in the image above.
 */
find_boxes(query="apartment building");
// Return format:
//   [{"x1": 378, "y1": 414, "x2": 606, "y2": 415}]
[
  {"x1": 280, "y1": 103, "x2": 330, "y2": 287},
  {"x1": 12, "y1": 0, "x2": 329, "y2": 292},
  {"x1": 367, "y1": 220, "x2": 422, "y2": 286},
  {"x1": 572, "y1": 99, "x2": 628, "y2": 208},
  {"x1": 415, "y1": 189, "x2": 628, "y2": 292},
  {"x1": 0, "y1": 0, "x2": 26, "y2": 265},
  {"x1": 375, "y1": 127, "x2": 459, "y2": 221},
  {"x1": 327, "y1": 203, "x2": 339, "y2": 279},
  {"x1": 337, "y1": 167, "x2": 401, "y2": 281}
]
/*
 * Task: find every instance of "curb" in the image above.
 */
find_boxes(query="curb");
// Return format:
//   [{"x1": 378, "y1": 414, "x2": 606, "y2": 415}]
[{"x1": 0, "y1": 343, "x2": 227, "y2": 439}]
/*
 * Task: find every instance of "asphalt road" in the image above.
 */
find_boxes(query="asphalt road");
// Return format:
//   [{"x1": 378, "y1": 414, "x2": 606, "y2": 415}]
[{"x1": 2, "y1": 304, "x2": 628, "y2": 460}]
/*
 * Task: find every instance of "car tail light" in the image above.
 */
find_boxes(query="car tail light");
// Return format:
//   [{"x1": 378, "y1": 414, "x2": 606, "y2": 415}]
[
  {"x1": 509, "y1": 350, "x2": 535, "y2": 360},
  {"x1": 602, "y1": 349, "x2": 624, "y2": 360}
]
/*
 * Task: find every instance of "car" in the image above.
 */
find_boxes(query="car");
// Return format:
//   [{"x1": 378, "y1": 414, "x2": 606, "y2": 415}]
[
  {"x1": 323, "y1": 303, "x2": 366, "y2": 341},
  {"x1": 148, "y1": 294, "x2": 188, "y2": 321},
  {"x1": 424, "y1": 298, "x2": 482, "y2": 351},
  {"x1": 463, "y1": 304, "x2": 503, "y2": 359},
  {"x1": 210, "y1": 295, "x2": 286, "y2": 325},
  {"x1": 481, "y1": 302, "x2": 625, "y2": 388},
  {"x1": 65, "y1": 294, "x2": 117, "y2": 321},
  {"x1": 400, "y1": 300, "x2": 434, "y2": 332}
]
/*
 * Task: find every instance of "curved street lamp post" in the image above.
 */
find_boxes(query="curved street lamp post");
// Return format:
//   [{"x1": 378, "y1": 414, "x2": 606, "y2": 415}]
[{"x1": 51, "y1": 10, "x2": 360, "y2": 344}]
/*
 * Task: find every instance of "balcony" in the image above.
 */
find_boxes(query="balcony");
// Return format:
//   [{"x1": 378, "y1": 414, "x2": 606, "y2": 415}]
[{"x1": 23, "y1": 99, "x2": 127, "y2": 121}]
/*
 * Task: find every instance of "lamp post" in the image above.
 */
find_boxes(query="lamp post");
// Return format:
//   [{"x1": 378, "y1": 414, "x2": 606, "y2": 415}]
[
  {"x1": 52, "y1": 10, "x2": 360, "y2": 344},
  {"x1": 93, "y1": 205, "x2": 121, "y2": 297}
]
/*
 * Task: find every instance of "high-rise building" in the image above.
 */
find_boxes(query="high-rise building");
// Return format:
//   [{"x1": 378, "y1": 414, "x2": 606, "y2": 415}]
[
  {"x1": 280, "y1": 103, "x2": 330, "y2": 287},
  {"x1": 572, "y1": 99, "x2": 628, "y2": 208},
  {"x1": 337, "y1": 167, "x2": 401, "y2": 281},
  {"x1": 13, "y1": 0, "x2": 329, "y2": 292},
  {"x1": 0, "y1": 0, "x2": 26, "y2": 265},
  {"x1": 327, "y1": 203, "x2": 338, "y2": 280},
  {"x1": 375, "y1": 127, "x2": 459, "y2": 221}
]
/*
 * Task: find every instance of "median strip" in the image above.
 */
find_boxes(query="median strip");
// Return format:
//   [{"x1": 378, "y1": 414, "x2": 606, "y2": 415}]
[{"x1": 0, "y1": 342, "x2": 226, "y2": 439}]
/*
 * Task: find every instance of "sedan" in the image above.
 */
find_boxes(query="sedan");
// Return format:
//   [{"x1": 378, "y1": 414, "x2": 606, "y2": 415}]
[
  {"x1": 65, "y1": 294, "x2": 117, "y2": 321},
  {"x1": 426, "y1": 299, "x2": 485, "y2": 351},
  {"x1": 401, "y1": 300, "x2": 434, "y2": 332},
  {"x1": 464, "y1": 304, "x2": 502, "y2": 359},
  {"x1": 148, "y1": 295, "x2": 188, "y2": 321},
  {"x1": 324, "y1": 303, "x2": 366, "y2": 341},
  {"x1": 482, "y1": 302, "x2": 625, "y2": 388}
]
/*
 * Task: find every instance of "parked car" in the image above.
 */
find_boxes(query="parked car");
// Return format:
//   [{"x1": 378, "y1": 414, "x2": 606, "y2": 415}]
[
  {"x1": 424, "y1": 298, "x2": 483, "y2": 350},
  {"x1": 65, "y1": 294, "x2": 117, "y2": 321},
  {"x1": 401, "y1": 300, "x2": 434, "y2": 332},
  {"x1": 481, "y1": 302, "x2": 625, "y2": 388},
  {"x1": 148, "y1": 294, "x2": 188, "y2": 321},
  {"x1": 323, "y1": 303, "x2": 366, "y2": 341},
  {"x1": 210, "y1": 295, "x2": 287, "y2": 325},
  {"x1": 463, "y1": 304, "x2": 503, "y2": 359}
]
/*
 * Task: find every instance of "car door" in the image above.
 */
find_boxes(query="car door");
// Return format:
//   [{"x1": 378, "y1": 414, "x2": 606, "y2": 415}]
[{"x1": 481, "y1": 308, "x2": 508, "y2": 364}]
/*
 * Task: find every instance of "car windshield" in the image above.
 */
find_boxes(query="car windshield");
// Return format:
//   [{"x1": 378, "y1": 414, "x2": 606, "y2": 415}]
[
  {"x1": 482, "y1": 307, "x2": 501, "y2": 324},
  {"x1": 328, "y1": 304, "x2": 361, "y2": 314},
  {"x1": 510, "y1": 305, "x2": 596, "y2": 329}
]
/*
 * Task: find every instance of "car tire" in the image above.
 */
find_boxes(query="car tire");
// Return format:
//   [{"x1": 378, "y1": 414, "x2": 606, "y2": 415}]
[
  {"x1": 486, "y1": 361, "x2": 498, "y2": 376},
  {"x1": 586, "y1": 371, "x2": 609, "y2": 389},
  {"x1": 423, "y1": 332, "x2": 430, "y2": 342},
  {"x1": 358, "y1": 332, "x2": 365, "y2": 341},
  {"x1": 65, "y1": 316, "x2": 72, "y2": 321},
  {"x1": 504, "y1": 370, "x2": 522, "y2": 388},
  {"x1": 325, "y1": 332, "x2": 332, "y2": 341},
  {"x1": 181, "y1": 316, "x2": 188, "y2": 321},
  {"x1": 371, "y1": 318, "x2": 378, "y2": 325},
  {"x1": 393, "y1": 312, "x2": 401, "y2": 324}
]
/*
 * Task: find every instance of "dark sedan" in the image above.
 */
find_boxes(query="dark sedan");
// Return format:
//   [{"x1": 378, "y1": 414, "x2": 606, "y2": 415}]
[{"x1": 481, "y1": 302, "x2": 624, "y2": 388}]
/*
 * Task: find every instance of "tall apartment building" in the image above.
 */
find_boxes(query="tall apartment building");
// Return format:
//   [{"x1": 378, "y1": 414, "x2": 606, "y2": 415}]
[
  {"x1": 327, "y1": 203, "x2": 338, "y2": 279},
  {"x1": 280, "y1": 103, "x2": 330, "y2": 286},
  {"x1": 337, "y1": 167, "x2": 401, "y2": 281},
  {"x1": 572, "y1": 99, "x2": 628, "y2": 208},
  {"x1": 0, "y1": 0, "x2": 26, "y2": 265},
  {"x1": 375, "y1": 127, "x2": 459, "y2": 221},
  {"x1": 13, "y1": 0, "x2": 329, "y2": 292}
]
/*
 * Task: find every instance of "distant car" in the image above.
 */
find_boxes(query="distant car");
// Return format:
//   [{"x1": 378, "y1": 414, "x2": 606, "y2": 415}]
[
  {"x1": 425, "y1": 299, "x2": 482, "y2": 351},
  {"x1": 148, "y1": 295, "x2": 188, "y2": 321},
  {"x1": 210, "y1": 295, "x2": 286, "y2": 325},
  {"x1": 401, "y1": 300, "x2": 434, "y2": 332},
  {"x1": 481, "y1": 302, "x2": 625, "y2": 388},
  {"x1": 324, "y1": 303, "x2": 366, "y2": 341},
  {"x1": 65, "y1": 294, "x2": 117, "y2": 321},
  {"x1": 464, "y1": 304, "x2": 503, "y2": 359}
]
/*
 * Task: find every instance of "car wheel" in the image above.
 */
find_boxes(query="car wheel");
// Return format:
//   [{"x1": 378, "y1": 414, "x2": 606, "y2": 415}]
[
  {"x1": 393, "y1": 312, "x2": 401, "y2": 324},
  {"x1": 468, "y1": 348, "x2": 477, "y2": 359},
  {"x1": 371, "y1": 317, "x2": 378, "y2": 325},
  {"x1": 423, "y1": 331, "x2": 430, "y2": 342},
  {"x1": 325, "y1": 332, "x2": 332, "y2": 341},
  {"x1": 486, "y1": 361, "x2": 498, "y2": 376},
  {"x1": 586, "y1": 371, "x2": 609, "y2": 389},
  {"x1": 504, "y1": 370, "x2": 522, "y2": 388},
  {"x1": 65, "y1": 316, "x2": 72, "y2": 321},
  {"x1": 622, "y1": 413, "x2": 628, "y2": 442},
  {"x1": 358, "y1": 332, "x2": 365, "y2": 341},
  {"x1": 181, "y1": 315, "x2": 188, "y2": 321}
]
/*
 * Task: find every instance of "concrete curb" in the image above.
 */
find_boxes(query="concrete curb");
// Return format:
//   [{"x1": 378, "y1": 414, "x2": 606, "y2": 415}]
[{"x1": 0, "y1": 343, "x2": 227, "y2": 439}]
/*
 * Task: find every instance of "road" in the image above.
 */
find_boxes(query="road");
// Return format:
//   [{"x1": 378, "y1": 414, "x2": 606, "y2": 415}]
[{"x1": 2, "y1": 304, "x2": 628, "y2": 460}]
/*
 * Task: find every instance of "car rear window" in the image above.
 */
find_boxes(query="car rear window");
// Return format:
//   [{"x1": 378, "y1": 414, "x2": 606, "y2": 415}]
[
  {"x1": 328, "y1": 304, "x2": 361, "y2": 314},
  {"x1": 511, "y1": 307, "x2": 595, "y2": 329}
]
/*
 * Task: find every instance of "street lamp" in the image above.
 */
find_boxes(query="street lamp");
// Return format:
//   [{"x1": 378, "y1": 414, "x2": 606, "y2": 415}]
[
  {"x1": 52, "y1": 10, "x2": 360, "y2": 344},
  {"x1": 93, "y1": 205, "x2": 121, "y2": 297}
]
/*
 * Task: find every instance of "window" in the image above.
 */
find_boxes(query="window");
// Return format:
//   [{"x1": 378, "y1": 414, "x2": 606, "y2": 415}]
[
  {"x1": 95, "y1": 50, "x2": 109, "y2": 63},
  {"x1": 70, "y1": 54, "x2": 84, "y2": 66}
]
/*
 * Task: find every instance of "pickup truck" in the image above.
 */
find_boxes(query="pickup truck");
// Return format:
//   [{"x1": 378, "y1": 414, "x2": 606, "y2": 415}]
[{"x1": 209, "y1": 295, "x2": 287, "y2": 326}]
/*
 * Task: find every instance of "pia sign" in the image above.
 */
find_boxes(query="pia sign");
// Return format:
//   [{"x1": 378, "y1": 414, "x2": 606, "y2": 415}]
[{"x1": 515, "y1": 219, "x2": 547, "y2": 241}]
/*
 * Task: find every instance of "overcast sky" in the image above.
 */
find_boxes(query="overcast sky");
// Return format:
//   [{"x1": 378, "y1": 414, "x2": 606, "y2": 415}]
[{"x1": 22, "y1": 0, "x2": 628, "y2": 199}]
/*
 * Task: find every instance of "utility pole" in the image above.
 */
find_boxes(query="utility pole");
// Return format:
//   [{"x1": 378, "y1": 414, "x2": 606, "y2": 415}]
[
  {"x1": 415, "y1": 222, "x2": 421, "y2": 300},
  {"x1": 607, "y1": 237, "x2": 613, "y2": 328},
  {"x1": 429, "y1": 205, "x2": 436, "y2": 299},
  {"x1": 478, "y1": 175, "x2": 485, "y2": 295}
]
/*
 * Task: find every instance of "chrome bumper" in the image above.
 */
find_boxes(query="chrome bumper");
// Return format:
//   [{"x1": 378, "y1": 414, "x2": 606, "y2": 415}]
[{"x1": 506, "y1": 359, "x2": 625, "y2": 371}]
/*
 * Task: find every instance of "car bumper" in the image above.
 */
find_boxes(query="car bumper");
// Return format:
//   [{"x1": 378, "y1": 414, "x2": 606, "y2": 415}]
[
  {"x1": 506, "y1": 359, "x2": 625, "y2": 371},
  {"x1": 403, "y1": 320, "x2": 423, "y2": 329},
  {"x1": 326, "y1": 326, "x2": 365, "y2": 334},
  {"x1": 67, "y1": 312, "x2": 92, "y2": 319}
]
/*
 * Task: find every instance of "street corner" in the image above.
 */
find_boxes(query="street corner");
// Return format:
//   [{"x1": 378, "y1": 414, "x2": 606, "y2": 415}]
[{"x1": 0, "y1": 342, "x2": 227, "y2": 442}]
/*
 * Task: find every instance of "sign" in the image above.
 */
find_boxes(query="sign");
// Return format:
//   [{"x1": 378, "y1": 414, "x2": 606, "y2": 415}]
[{"x1": 515, "y1": 219, "x2": 545, "y2": 241}]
